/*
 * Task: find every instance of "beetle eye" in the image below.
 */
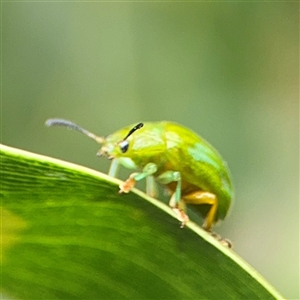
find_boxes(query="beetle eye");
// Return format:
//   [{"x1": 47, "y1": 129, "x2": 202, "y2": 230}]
[{"x1": 119, "y1": 140, "x2": 129, "y2": 153}]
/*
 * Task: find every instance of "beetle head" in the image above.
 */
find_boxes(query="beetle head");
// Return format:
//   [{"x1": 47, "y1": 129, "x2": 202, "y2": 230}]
[{"x1": 97, "y1": 123, "x2": 144, "y2": 159}]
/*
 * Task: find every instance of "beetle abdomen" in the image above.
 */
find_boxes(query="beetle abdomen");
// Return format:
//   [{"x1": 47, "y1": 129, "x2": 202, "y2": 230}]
[{"x1": 162, "y1": 122, "x2": 233, "y2": 220}]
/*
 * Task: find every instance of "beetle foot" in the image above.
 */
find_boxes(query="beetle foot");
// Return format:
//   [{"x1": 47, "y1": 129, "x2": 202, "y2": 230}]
[
  {"x1": 119, "y1": 178, "x2": 136, "y2": 194},
  {"x1": 209, "y1": 231, "x2": 233, "y2": 248},
  {"x1": 172, "y1": 208, "x2": 189, "y2": 228},
  {"x1": 219, "y1": 238, "x2": 233, "y2": 248}
]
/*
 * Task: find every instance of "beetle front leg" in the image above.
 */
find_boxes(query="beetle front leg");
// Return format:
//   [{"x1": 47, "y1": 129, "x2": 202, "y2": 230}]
[
  {"x1": 119, "y1": 163, "x2": 158, "y2": 194},
  {"x1": 157, "y1": 171, "x2": 189, "y2": 227},
  {"x1": 146, "y1": 176, "x2": 158, "y2": 198},
  {"x1": 108, "y1": 158, "x2": 120, "y2": 177}
]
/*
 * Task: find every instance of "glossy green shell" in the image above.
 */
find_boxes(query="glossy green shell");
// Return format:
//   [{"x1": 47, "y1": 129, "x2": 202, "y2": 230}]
[{"x1": 104, "y1": 122, "x2": 233, "y2": 221}]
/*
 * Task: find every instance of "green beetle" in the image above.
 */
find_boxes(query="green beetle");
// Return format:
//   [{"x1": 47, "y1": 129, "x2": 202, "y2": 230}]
[{"x1": 46, "y1": 119, "x2": 233, "y2": 231}]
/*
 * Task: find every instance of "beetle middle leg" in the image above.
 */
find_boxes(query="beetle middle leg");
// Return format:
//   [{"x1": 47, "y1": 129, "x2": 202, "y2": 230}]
[
  {"x1": 119, "y1": 163, "x2": 158, "y2": 193},
  {"x1": 156, "y1": 171, "x2": 189, "y2": 227},
  {"x1": 182, "y1": 191, "x2": 218, "y2": 231}
]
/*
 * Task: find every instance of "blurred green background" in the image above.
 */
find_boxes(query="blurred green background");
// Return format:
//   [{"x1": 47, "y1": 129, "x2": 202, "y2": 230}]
[{"x1": 2, "y1": 2, "x2": 298, "y2": 299}]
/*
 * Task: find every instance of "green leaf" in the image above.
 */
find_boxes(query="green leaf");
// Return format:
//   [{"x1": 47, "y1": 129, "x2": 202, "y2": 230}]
[{"x1": 1, "y1": 144, "x2": 284, "y2": 300}]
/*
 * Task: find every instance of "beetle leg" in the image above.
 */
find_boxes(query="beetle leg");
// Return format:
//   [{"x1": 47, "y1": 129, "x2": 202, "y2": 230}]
[
  {"x1": 119, "y1": 163, "x2": 157, "y2": 194},
  {"x1": 156, "y1": 171, "x2": 189, "y2": 227},
  {"x1": 146, "y1": 176, "x2": 158, "y2": 198},
  {"x1": 169, "y1": 193, "x2": 189, "y2": 228},
  {"x1": 182, "y1": 191, "x2": 218, "y2": 231},
  {"x1": 108, "y1": 158, "x2": 120, "y2": 177}
]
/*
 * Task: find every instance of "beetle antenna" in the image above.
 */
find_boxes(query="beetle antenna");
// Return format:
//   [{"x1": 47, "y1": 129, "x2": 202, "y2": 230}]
[
  {"x1": 123, "y1": 123, "x2": 144, "y2": 140},
  {"x1": 45, "y1": 118, "x2": 104, "y2": 144}
]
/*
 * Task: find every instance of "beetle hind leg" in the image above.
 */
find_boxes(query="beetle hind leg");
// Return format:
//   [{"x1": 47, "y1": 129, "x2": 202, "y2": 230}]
[{"x1": 183, "y1": 191, "x2": 218, "y2": 231}]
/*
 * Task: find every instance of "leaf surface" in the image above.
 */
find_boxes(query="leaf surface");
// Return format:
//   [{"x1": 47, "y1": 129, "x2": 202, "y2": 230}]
[{"x1": 0, "y1": 144, "x2": 283, "y2": 299}]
